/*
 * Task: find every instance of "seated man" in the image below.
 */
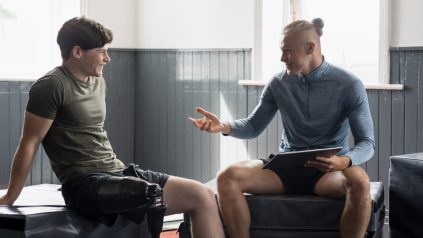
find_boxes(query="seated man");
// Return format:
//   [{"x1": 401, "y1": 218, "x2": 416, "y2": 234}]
[
  {"x1": 0, "y1": 16, "x2": 224, "y2": 238},
  {"x1": 189, "y1": 18, "x2": 374, "y2": 238}
]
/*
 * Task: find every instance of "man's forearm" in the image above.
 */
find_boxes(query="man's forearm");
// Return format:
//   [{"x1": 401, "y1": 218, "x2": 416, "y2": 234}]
[{"x1": 4, "y1": 142, "x2": 39, "y2": 204}]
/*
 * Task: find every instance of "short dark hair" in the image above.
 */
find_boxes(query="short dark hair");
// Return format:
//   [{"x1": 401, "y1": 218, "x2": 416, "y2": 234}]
[{"x1": 57, "y1": 16, "x2": 113, "y2": 60}]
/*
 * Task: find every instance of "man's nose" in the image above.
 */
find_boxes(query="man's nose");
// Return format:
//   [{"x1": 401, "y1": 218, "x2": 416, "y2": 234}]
[{"x1": 104, "y1": 52, "x2": 111, "y2": 63}]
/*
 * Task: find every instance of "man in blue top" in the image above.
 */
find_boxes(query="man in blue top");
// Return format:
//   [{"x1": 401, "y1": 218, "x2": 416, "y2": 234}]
[{"x1": 189, "y1": 18, "x2": 374, "y2": 238}]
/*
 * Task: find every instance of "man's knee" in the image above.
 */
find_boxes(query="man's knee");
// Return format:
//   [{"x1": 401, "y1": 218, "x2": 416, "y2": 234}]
[
  {"x1": 216, "y1": 164, "x2": 252, "y2": 197},
  {"x1": 344, "y1": 168, "x2": 371, "y2": 201},
  {"x1": 217, "y1": 165, "x2": 242, "y2": 187}
]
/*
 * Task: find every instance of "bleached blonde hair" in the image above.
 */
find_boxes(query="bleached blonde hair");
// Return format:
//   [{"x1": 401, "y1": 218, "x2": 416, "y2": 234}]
[{"x1": 283, "y1": 18, "x2": 324, "y2": 37}]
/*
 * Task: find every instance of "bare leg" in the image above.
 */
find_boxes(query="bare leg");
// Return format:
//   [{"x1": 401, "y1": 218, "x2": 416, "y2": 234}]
[
  {"x1": 162, "y1": 176, "x2": 224, "y2": 238},
  {"x1": 314, "y1": 166, "x2": 371, "y2": 238},
  {"x1": 216, "y1": 160, "x2": 284, "y2": 238}
]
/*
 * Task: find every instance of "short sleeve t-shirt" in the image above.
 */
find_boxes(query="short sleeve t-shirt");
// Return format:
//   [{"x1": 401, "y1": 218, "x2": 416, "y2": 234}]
[{"x1": 26, "y1": 66, "x2": 125, "y2": 183}]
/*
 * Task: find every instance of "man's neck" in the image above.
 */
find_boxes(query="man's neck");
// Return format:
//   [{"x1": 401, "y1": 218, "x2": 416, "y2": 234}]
[
  {"x1": 62, "y1": 61, "x2": 89, "y2": 82},
  {"x1": 303, "y1": 54, "x2": 323, "y2": 76}
]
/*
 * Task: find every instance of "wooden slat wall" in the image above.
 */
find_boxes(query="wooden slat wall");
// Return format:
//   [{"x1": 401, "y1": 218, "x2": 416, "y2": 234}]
[
  {"x1": 134, "y1": 50, "x2": 252, "y2": 180},
  {"x1": 1, "y1": 47, "x2": 422, "y2": 203}
]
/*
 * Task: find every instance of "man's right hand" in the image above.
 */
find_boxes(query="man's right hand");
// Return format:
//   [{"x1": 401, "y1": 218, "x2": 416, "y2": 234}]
[
  {"x1": 188, "y1": 107, "x2": 230, "y2": 134},
  {"x1": 0, "y1": 194, "x2": 14, "y2": 206}
]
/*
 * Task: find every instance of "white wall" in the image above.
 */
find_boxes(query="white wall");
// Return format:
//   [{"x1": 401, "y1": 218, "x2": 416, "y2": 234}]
[
  {"x1": 83, "y1": 0, "x2": 422, "y2": 49},
  {"x1": 82, "y1": 0, "x2": 138, "y2": 48},
  {"x1": 84, "y1": 0, "x2": 254, "y2": 49},
  {"x1": 137, "y1": 0, "x2": 254, "y2": 48},
  {"x1": 390, "y1": 0, "x2": 423, "y2": 47}
]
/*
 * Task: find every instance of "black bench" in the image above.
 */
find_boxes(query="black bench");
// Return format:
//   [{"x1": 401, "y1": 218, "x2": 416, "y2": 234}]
[
  {"x1": 181, "y1": 179, "x2": 385, "y2": 238},
  {"x1": 0, "y1": 184, "x2": 151, "y2": 238},
  {"x1": 390, "y1": 153, "x2": 423, "y2": 238}
]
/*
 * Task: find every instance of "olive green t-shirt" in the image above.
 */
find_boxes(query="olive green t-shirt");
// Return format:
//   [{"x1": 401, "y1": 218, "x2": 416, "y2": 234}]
[{"x1": 26, "y1": 66, "x2": 125, "y2": 183}]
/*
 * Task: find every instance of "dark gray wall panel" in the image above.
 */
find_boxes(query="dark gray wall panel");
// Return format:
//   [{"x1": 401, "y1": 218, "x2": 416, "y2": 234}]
[
  {"x1": 192, "y1": 52, "x2": 203, "y2": 180},
  {"x1": 103, "y1": 50, "x2": 136, "y2": 165},
  {"x1": 200, "y1": 52, "x2": 212, "y2": 181},
  {"x1": 391, "y1": 91, "x2": 405, "y2": 156},
  {"x1": 247, "y1": 87, "x2": 259, "y2": 160},
  {"x1": 367, "y1": 90, "x2": 379, "y2": 182},
  {"x1": 209, "y1": 52, "x2": 221, "y2": 178},
  {"x1": 134, "y1": 49, "x2": 251, "y2": 182},
  {"x1": 237, "y1": 52, "x2": 249, "y2": 165},
  {"x1": 0, "y1": 82, "x2": 10, "y2": 189},
  {"x1": 418, "y1": 51, "x2": 423, "y2": 152},
  {"x1": 378, "y1": 90, "x2": 392, "y2": 207},
  {"x1": 403, "y1": 51, "x2": 419, "y2": 153}
]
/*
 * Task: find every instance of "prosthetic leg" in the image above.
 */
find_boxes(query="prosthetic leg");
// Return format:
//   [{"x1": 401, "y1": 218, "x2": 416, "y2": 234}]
[{"x1": 97, "y1": 176, "x2": 167, "y2": 238}]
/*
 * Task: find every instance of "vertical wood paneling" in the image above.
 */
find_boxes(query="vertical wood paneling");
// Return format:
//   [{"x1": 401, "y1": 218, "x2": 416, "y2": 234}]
[
  {"x1": 228, "y1": 52, "x2": 240, "y2": 165},
  {"x1": 166, "y1": 52, "x2": 177, "y2": 176},
  {"x1": 418, "y1": 52, "x2": 423, "y2": 152},
  {"x1": 200, "y1": 52, "x2": 211, "y2": 181},
  {"x1": 192, "y1": 52, "x2": 203, "y2": 181},
  {"x1": 135, "y1": 51, "x2": 148, "y2": 169},
  {"x1": 151, "y1": 53, "x2": 161, "y2": 172},
  {"x1": 389, "y1": 51, "x2": 400, "y2": 84},
  {"x1": 367, "y1": 90, "x2": 379, "y2": 181},
  {"x1": 277, "y1": 113, "x2": 283, "y2": 152},
  {"x1": 5, "y1": 47, "x2": 423, "y2": 193},
  {"x1": 157, "y1": 52, "x2": 168, "y2": 173},
  {"x1": 209, "y1": 52, "x2": 220, "y2": 177},
  {"x1": 237, "y1": 51, "x2": 248, "y2": 163},
  {"x1": 219, "y1": 51, "x2": 230, "y2": 169},
  {"x1": 247, "y1": 87, "x2": 258, "y2": 160},
  {"x1": 183, "y1": 52, "x2": 194, "y2": 179},
  {"x1": 103, "y1": 50, "x2": 135, "y2": 167},
  {"x1": 175, "y1": 52, "x2": 185, "y2": 177},
  {"x1": 378, "y1": 90, "x2": 392, "y2": 207},
  {"x1": 19, "y1": 85, "x2": 31, "y2": 186},
  {"x1": 267, "y1": 115, "x2": 278, "y2": 156},
  {"x1": 257, "y1": 88, "x2": 268, "y2": 159},
  {"x1": 0, "y1": 82, "x2": 10, "y2": 188},
  {"x1": 404, "y1": 52, "x2": 419, "y2": 153},
  {"x1": 391, "y1": 90, "x2": 405, "y2": 156}
]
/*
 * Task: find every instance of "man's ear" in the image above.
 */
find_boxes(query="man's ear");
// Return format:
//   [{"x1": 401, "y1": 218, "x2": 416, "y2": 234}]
[
  {"x1": 307, "y1": 42, "x2": 315, "y2": 55},
  {"x1": 71, "y1": 46, "x2": 83, "y2": 59}
]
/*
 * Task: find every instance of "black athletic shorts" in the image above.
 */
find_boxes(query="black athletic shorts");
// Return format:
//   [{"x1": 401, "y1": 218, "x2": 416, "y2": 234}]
[
  {"x1": 61, "y1": 164, "x2": 169, "y2": 224},
  {"x1": 261, "y1": 157, "x2": 324, "y2": 195}
]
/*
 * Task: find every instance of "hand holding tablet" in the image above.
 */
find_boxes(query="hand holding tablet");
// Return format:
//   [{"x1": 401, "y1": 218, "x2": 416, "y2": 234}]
[{"x1": 263, "y1": 147, "x2": 343, "y2": 169}]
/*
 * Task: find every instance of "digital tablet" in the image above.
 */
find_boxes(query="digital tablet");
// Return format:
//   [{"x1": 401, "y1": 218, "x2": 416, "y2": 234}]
[{"x1": 263, "y1": 147, "x2": 343, "y2": 170}]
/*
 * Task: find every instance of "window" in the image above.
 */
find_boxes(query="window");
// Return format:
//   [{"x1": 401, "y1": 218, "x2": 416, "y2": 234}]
[
  {"x1": 0, "y1": 0, "x2": 80, "y2": 80},
  {"x1": 255, "y1": 0, "x2": 388, "y2": 85}
]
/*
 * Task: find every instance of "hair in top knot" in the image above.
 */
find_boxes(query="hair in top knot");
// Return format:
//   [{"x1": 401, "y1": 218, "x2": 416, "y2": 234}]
[
  {"x1": 312, "y1": 18, "x2": 324, "y2": 36},
  {"x1": 283, "y1": 18, "x2": 324, "y2": 37}
]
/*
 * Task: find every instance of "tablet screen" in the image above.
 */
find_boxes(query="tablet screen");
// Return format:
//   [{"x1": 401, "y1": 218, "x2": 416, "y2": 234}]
[{"x1": 263, "y1": 147, "x2": 343, "y2": 169}]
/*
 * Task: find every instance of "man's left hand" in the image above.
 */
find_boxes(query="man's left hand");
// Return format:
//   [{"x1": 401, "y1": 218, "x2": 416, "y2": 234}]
[{"x1": 305, "y1": 155, "x2": 351, "y2": 173}]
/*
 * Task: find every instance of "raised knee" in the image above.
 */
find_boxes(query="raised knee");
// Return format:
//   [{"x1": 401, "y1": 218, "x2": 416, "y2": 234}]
[
  {"x1": 217, "y1": 165, "x2": 241, "y2": 187},
  {"x1": 216, "y1": 165, "x2": 248, "y2": 198},
  {"x1": 346, "y1": 176, "x2": 370, "y2": 201}
]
